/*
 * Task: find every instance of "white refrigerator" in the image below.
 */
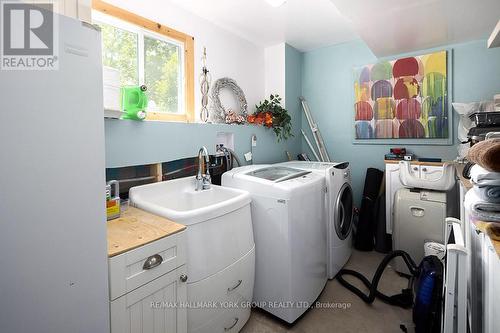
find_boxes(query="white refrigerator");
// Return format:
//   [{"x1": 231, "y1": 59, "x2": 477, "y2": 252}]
[{"x1": 0, "y1": 13, "x2": 110, "y2": 333}]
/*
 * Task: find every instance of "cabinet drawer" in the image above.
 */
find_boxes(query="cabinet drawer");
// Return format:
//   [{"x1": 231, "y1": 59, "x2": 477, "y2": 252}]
[
  {"x1": 109, "y1": 231, "x2": 186, "y2": 300},
  {"x1": 110, "y1": 265, "x2": 187, "y2": 333},
  {"x1": 190, "y1": 295, "x2": 250, "y2": 333},
  {"x1": 187, "y1": 246, "x2": 255, "y2": 331}
]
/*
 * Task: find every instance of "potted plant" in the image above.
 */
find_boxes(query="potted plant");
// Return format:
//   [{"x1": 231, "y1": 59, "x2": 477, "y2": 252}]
[{"x1": 247, "y1": 94, "x2": 293, "y2": 141}]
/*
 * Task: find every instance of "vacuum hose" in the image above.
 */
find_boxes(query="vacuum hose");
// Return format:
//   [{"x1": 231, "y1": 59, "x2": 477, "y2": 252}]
[{"x1": 336, "y1": 250, "x2": 419, "y2": 308}]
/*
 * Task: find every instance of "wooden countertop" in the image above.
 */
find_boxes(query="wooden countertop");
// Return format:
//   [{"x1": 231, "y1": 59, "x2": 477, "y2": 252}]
[
  {"x1": 454, "y1": 163, "x2": 473, "y2": 191},
  {"x1": 107, "y1": 206, "x2": 186, "y2": 257},
  {"x1": 474, "y1": 221, "x2": 500, "y2": 258},
  {"x1": 384, "y1": 159, "x2": 446, "y2": 166}
]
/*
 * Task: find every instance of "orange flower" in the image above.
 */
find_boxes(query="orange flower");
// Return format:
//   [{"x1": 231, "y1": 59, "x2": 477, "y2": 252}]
[
  {"x1": 264, "y1": 112, "x2": 273, "y2": 127},
  {"x1": 255, "y1": 113, "x2": 265, "y2": 124},
  {"x1": 247, "y1": 114, "x2": 256, "y2": 123}
]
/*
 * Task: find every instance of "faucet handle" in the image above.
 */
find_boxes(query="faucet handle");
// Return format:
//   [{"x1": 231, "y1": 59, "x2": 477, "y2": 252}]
[
  {"x1": 202, "y1": 173, "x2": 211, "y2": 189},
  {"x1": 204, "y1": 173, "x2": 211, "y2": 181}
]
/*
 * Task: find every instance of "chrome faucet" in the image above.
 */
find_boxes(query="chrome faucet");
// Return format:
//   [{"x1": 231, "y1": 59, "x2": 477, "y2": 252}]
[{"x1": 196, "y1": 146, "x2": 211, "y2": 191}]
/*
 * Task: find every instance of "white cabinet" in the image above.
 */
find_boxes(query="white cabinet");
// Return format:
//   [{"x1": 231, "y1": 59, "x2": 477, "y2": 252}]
[
  {"x1": 385, "y1": 163, "x2": 404, "y2": 234},
  {"x1": 109, "y1": 231, "x2": 187, "y2": 333},
  {"x1": 385, "y1": 162, "x2": 444, "y2": 234},
  {"x1": 27, "y1": 0, "x2": 91, "y2": 22},
  {"x1": 111, "y1": 266, "x2": 187, "y2": 333}
]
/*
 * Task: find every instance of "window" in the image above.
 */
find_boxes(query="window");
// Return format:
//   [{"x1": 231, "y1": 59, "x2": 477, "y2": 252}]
[{"x1": 92, "y1": 0, "x2": 194, "y2": 122}]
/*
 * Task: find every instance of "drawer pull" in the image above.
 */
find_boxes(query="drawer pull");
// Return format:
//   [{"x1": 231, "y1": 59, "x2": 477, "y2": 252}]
[
  {"x1": 422, "y1": 167, "x2": 428, "y2": 172},
  {"x1": 142, "y1": 254, "x2": 163, "y2": 270},
  {"x1": 224, "y1": 317, "x2": 239, "y2": 331},
  {"x1": 227, "y1": 279, "x2": 242, "y2": 292}
]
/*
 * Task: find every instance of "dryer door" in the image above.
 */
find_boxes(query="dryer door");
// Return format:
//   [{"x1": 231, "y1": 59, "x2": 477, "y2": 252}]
[{"x1": 334, "y1": 183, "x2": 353, "y2": 240}]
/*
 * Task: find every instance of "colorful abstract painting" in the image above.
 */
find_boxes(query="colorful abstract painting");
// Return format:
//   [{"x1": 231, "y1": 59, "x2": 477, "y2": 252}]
[{"x1": 354, "y1": 51, "x2": 448, "y2": 139}]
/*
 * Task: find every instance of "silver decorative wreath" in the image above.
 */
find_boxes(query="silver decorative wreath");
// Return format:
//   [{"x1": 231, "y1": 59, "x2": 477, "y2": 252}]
[{"x1": 209, "y1": 77, "x2": 248, "y2": 123}]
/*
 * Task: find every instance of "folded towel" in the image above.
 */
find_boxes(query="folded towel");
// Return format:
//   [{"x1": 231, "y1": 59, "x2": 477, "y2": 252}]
[
  {"x1": 474, "y1": 186, "x2": 500, "y2": 203},
  {"x1": 472, "y1": 202, "x2": 500, "y2": 222},
  {"x1": 467, "y1": 138, "x2": 500, "y2": 172},
  {"x1": 469, "y1": 164, "x2": 500, "y2": 186}
]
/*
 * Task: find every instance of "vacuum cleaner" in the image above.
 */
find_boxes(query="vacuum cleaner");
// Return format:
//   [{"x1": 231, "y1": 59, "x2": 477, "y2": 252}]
[{"x1": 337, "y1": 251, "x2": 444, "y2": 333}]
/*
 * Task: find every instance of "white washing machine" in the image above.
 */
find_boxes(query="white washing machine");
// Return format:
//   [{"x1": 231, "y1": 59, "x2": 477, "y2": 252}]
[
  {"x1": 279, "y1": 161, "x2": 354, "y2": 279},
  {"x1": 222, "y1": 165, "x2": 327, "y2": 323}
]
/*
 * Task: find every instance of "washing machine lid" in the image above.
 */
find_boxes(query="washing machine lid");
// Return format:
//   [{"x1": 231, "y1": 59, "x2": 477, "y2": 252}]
[
  {"x1": 245, "y1": 166, "x2": 310, "y2": 182},
  {"x1": 281, "y1": 161, "x2": 333, "y2": 170}
]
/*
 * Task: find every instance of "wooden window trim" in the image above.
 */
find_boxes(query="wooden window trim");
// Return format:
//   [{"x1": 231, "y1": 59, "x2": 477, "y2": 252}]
[{"x1": 92, "y1": 0, "x2": 195, "y2": 123}]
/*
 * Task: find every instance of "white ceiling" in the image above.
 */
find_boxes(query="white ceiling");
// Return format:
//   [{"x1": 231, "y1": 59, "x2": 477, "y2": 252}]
[
  {"x1": 330, "y1": 0, "x2": 500, "y2": 57},
  {"x1": 129, "y1": 0, "x2": 500, "y2": 55},
  {"x1": 170, "y1": 0, "x2": 358, "y2": 51}
]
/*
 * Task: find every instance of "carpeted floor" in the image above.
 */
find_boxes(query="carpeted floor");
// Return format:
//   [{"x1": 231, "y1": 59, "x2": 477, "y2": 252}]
[{"x1": 241, "y1": 250, "x2": 412, "y2": 333}]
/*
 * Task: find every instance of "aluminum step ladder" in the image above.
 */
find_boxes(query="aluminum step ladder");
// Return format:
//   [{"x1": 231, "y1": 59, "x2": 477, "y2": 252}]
[{"x1": 300, "y1": 97, "x2": 330, "y2": 162}]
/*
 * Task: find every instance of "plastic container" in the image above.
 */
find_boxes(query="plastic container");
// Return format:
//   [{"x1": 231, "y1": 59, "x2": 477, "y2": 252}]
[
  {"x1": 121, "y1": 85, "x2": 148, "y2": 120},
  {"x1": 106, "y1": 180, "x2": 121, "y2": 220},
  {"x1": 120, "y1": 199, "x2": 129, "y2": 212},
  {"x1": 468, "y1": 111, "x2": 500, "y2": 127}
]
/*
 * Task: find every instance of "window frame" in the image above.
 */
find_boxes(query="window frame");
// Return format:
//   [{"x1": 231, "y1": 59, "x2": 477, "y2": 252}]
[{"x1": 92, "y1": 0, "x2": 195, "y2": 123}]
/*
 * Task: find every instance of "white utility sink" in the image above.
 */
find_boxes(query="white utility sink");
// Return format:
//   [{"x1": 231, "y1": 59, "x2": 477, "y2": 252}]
[
  {"x1": 129, "y1": 176, "x2": 255, "y2": 333},
  {"x1": 129, "y1": 176, "x2": 251, "y2": 225}
]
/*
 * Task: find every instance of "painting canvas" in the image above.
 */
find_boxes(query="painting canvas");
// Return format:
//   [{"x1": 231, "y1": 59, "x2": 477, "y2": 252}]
[{"x1": 354, "y1": 51, "x2": 448, "y2": 139}]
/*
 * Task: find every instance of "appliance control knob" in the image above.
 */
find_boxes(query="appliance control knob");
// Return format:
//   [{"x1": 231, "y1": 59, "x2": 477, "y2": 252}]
[{"x1": 180, "y1": 274, "x2": 188, "y2": 282}]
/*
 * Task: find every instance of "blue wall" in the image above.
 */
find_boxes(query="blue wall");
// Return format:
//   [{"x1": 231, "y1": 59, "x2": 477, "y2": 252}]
[
  {"x1": 105, "y1": 119, "x2": 298, "y2": 167},
  {"x1": 301, "y1": 39, "x2": 500, "y2": 205},
  {"x1": 105, "y1": 44, "x2": 304, "y2": 168}
]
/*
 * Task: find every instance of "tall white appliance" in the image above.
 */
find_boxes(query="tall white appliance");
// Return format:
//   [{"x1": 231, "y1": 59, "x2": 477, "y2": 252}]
[
  {"x1": 222, "y1": 165, "x2": 327, "y2": 323},
  {"x1": 278, "y1": 161, "x2": 354, "y2": 279},
  {"x1": 0, "y1": 13, "x2": 110, "y2": 333}
]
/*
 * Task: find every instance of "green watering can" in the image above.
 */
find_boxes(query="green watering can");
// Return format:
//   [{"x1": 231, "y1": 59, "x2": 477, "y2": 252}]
[{"x1": 121, "y1": 85, "x2": 148, "y2": 120}]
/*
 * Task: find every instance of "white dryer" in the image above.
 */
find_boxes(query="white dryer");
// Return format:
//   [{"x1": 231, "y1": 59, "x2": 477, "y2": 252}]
[
  {"x1": 222, "y1": 165, "x2": 327, "y2": 323},
  {"x1": 279, "y1": 161, "x2": 354, "y2": 279}
]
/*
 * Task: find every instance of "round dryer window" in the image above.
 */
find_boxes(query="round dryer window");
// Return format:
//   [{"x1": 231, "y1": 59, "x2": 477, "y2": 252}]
[{"x1": 334, "y1": 183, "x2": 353, "y2": 240}]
